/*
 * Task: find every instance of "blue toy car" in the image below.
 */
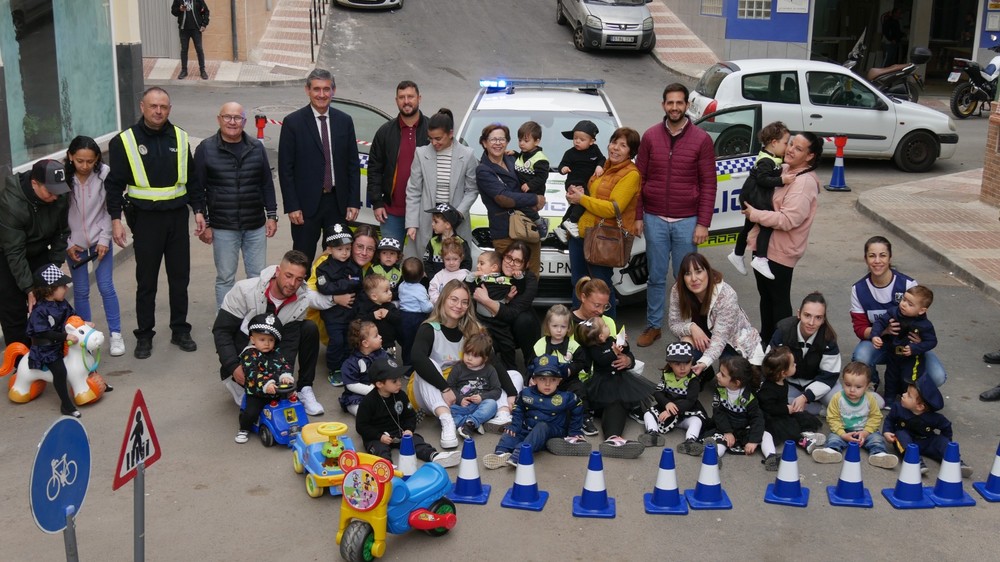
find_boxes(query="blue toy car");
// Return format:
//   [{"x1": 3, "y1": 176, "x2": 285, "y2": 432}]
[
  {"x1": 291, "y1": 422, "x2": 357, "y2": 497},
  {"x1": 241, "y1": 383, "x2": 309, "y2": 447}
]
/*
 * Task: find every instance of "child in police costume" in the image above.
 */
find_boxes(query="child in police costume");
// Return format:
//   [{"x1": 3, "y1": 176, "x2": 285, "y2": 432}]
[
  {"x1": 705, "y1": 355, "x2": 767, "y2": 465},
  {"x1": 370, "y1": 237, "x2": 403, "y2": 300},
  {"x1": 871, "y1": 285, "x2": 939, "y2": 409},
  {"x1": 883, "y1": 374, "x2": 971, "y2": 476},
  {"x1": 422, "y1": 203, "x2": 470, "y2": 279},
  {"x1": 513, "y1": 120, "x2": 550, "y2": 238},
  {"x1": 314, "y1": 223, "x2": 363, "y2": 385},
  {"x1": 235, "y1": 313, "x2": 294, "y2": 444},
  {"x1": 642, "y1": 342, "x2": 709, "y2": 454}
]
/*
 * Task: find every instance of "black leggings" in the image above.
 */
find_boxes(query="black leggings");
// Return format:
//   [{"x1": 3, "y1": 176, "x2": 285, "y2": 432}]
[
  {"x1": 599, "y1": 401, "x2": 630, "y2": 440},
  {"x1": 47, "y1": 360, "x2": 75, "y2": 412},
  {"x1": 734, "y1": 217, "x2": 773, "y2": 258},
  {"x1": 754, "y1": 258, "x2": 794, "y2": 344}
]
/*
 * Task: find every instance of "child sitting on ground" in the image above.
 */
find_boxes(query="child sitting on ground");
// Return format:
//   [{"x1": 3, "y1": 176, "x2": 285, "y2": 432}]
[
  {"x1": 884, "y1": 374, "x2": 971, "y2": 477},
  {"x1": 533, "y1": 305, "x2": 598, "y2": 436},
  {"x1": 314, "y1": 224, "x2": 363, "y2": 388},
  {"x1": 872, "y1": 285, "x2": 938, "y2": 407},
  {"x1": 423, "y1": 203, "x2": 470, "y2": 279},
  {"x1": 355, "y1": 357, "x2": 461, "y2": 468},
  {"x1": 756, "y1": 345, "x2": 825, "y2": 470},
  {"x1": 356, "y1": 274, "x2": 401, "y2": 354},
  {"x1": 235, "y1": 313, "x2": 294, "y2": 444},
  {"x1": 339, "y1": 320, "x2": 387, "y2": 415},
  {"x1": 428, "y1": 238, "x2": 470, "y2": 304},
  {"x1": 448, "y1": 333, "x2": 502, "y2": 439},
  {"x1": 643, "y1": 342, "x2": 709, "y2": 454},
  {"x1": 371, "y1": 237, "x2": 403, "y2": 299},
  {"x1": 706, "y1": 355, "x2": 766, "y2": 466},
  {"x1": 513, "y1": 120, "x2": 551, "y2": 238},
  {"x1": 483, "y1": 354, "x2": 590, "y2": 469},
  {"x1": 397, "y1": 257, "x2": 432, "y2": 364},
  {"x1": 812, "y1": 361, "x2": 898, "y2": 469},
  {"x1": 727, "y1": 120, "x2": 792, "y2": 280},
  {"x1": 554, "y1": 120, "x2": 605, "y2": 242}
]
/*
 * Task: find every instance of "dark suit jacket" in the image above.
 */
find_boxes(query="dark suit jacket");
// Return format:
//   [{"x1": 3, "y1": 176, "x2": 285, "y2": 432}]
[{"x1": 277, "y1": 104, "x2": 361, "y2": 221}]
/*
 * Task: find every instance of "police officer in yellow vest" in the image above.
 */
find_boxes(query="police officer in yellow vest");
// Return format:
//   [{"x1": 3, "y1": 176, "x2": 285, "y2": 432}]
[{"x1": 107, "y1": 86, "x2": 206, "y2": 359}]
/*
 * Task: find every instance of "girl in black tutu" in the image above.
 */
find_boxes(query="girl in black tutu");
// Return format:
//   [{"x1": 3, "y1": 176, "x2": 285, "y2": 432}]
[
  {"x1": 575, "y1": 316, "x2": 656, "y2": 459},
  {"x1": 756, "y1": 346, "x2": 825, "y2": 470}
]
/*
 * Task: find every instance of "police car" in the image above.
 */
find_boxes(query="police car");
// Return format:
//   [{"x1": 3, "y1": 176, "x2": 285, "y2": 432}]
[{"x1": 456, "y1": 77, "x2": 761, "y2": 305}]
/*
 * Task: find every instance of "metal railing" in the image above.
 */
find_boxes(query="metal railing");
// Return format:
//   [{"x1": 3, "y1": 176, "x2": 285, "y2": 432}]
[{"x1": 309, "y1": 0, "x2": 329, "y2": 63}]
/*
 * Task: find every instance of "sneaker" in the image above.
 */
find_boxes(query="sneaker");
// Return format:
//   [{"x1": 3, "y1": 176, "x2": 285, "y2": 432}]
[
  {"x1": 177, "y1": 69, "x2": 188, "y2": 79},
  {"x1": 476, "y1": 423, "x2": 485, "y2": 435},
  {"x1": 546, "y1": 436, "x2": 592, "y2": 456},
  {"x1": 919, "y1": 459, "x2": 929, "y2": 475},
  {"x1": 200, "y1": 69, "x2": 209, "y2": 80},
  {"x1": 960, "y1": 460, "x2": 973, "y2": 479},
  {"x1": 298, "y1": 386, "x2": 325, "y2": 416},
  {"x1": 636, "y1": 327, "x2": 661, "y2": 348},
  {"x1": 484, "y1": 411, "x2": 513, "y2": 434},
  {"x1": 457, "y1": 421, "x2": 476, "y2": 440},
  {"x1": 554, "y1": 224, "x2": 569, "y2": 244},
  {"x1": 582, "y1": 417, "x2": 599, "y2": 436},
  {"x1": 134, "y1": 338, "x2": 152, "y2": 359},
  {"x1": 223, "y1": 377, "x2": 245, "y2": 407},
  {"x1": 483, "y1": 452, "x2": 512, "y2": 470},
  {"x1": 110, "y1": 332, "x2": 126, "y2": 356},
  {"x1": 869, "y1": 452, "x2": 899, "y2": 469},
  {"x1": 598, "y1": 436, "x2": 645, "y2": 459},
  {"x1": 677, "y1": 438, "x2": 705, "y2": 457},
  {"x1": 60, "y1": 405, "x2": 81, "y2": 418},
  {"x1": 535, "y1": 218, "x2": 549, "y2": 239},
  {"x1": 170, "y1": 332, "x2": 197, "y2": 352},
  {"x1": 727, "y1": 251, "x2": 748, "y2": 275},
  {"x1": 234, "y1": 430, "x2": 249, "y2": 444},
  {"x1": 439, "y1": 416, "x2": 459, "y2": 449},
  {"x1": 627, "y1": 407, "x2": 644, "y2": 425},
  {"x1": 811, "y1": 447, "x2": 843, "y2": 464},
  {"x1": 750, "y1": 256, "x2": 775, "y2": 280},
  {"x1": 638, "y1": 430, "x2": 664, "y2": 448},
  {"x1": 327, "y1": 370, "x2": 344, "y2": 387},
  {"x1": 431, "y1": 451, "x2": 461, "y2": 468},
  {"x1": 763, "y1": 454, "x2": 780, "y2": 471},
  {"x1": 799, "y1": 432, "x2": 826, "y2": 446},
  {"x1": 563, "y1": 221, "x2": 580, "y2": 238},
  {"x1": 506, "y1": 455, "x2": 519, "y2": 468},
  {"x1": 798, "y1": 436, "x2": 823, "y2": 455}
]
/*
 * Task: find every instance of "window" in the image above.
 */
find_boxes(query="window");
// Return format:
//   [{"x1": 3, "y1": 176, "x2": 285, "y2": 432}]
[
  {"x1": 806, "y1": 72, "x2": 880, "y2": 109},
  {"x1": 741, "y1": 72, "x2": 800, "y2": 104},
  {"x1": 701, "y1": 0, "x2": 723, "y2": 16},
  {"x1": 737, "y1": 0, "x2": 771, "y2": 19},
  {"x1": 694, "y1": 64, "x2": 733, "y2": 98}
]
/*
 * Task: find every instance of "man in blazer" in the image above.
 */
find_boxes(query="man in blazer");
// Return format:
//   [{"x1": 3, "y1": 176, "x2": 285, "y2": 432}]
[{"x1": 278, "y1": 69, "x2": 361, "y2": 263}]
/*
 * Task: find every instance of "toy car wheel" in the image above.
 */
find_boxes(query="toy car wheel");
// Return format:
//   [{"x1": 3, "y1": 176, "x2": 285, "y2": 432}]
[
  {"x1": 305, "y1": 474, "x2": 325, "y2": 498},
  {"x1": 340, "y1": 520, "x2": 376, "y2": 562},
  {"x1": 259, "y1": 426, "x2": 275, "y2": 448},
  {"x1": 292, "y1": 450, "x2": 304, "y2": 474},
  {"x1": 423, "y1": 498, "x2": 457, "y2": 537}
]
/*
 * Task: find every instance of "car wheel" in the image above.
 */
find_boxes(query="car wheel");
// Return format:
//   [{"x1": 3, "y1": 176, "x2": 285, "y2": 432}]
[
  {"x1": 259, "y1": 426, "x2": 274, "y2": 447},
  {"x1": 713, "y1": 125, "x2": 752, "y2": 158},
  {"x1": 340, "y1": 520, "x2": 376, "y2": 562},
  {"x1": 292, "y1": 450, "x2": 304, "y2": 474},
  {"x1": 557, "y1": 1, "x2": 567, "y2": 25},
  {"x1": 893, "y1": 130, "x2": 938, "y2": 173},
  {"x1": 573, "y1": 26, "x2": 589, "y2": 51},
  {"x1": 305, "y1": 473, "x2": 325, "y2": 498},
  {"x1": 950, "y1": 82, "x2": 978, "y2": 119},
  {"x1": 423, "y1": 498, "x2": 457, "y2": 537}
]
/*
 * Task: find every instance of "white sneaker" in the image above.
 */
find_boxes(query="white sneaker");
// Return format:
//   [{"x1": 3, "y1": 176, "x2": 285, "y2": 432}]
[
  {"x1": 727, "y1": 251, "x2": 748, "y2": 275},
  {"x1": 869, "y1": 452, "x2": 899, "y2": 469},
  {"x1": 751, "y1": 256, "x2": 775, "y2": 280},
  {"x1": 483, "y1": 452, "x2": 512, "y2": 470},
  {"x1": 234, "y1": 430, "x2": 249, "y2": 444},
  {"x1": 110, "y1": 332, "x2": 126, "y2": 356},
  {"x1": 563, "y1": 221, "x2": 580, "y2": 238},
  {"x1": 431, "y1": 451, "x2": 461, "y2": 468},
  {"x1": 223, "y1": 377, "x2": 245, "y2": 407},
  {"x1": 484, "y1": 410, "x2": 513, "y2": 434},
  {"x1": 298, "y1": 386, "x2": 325, "y2": 416},
  {"x1": 811, "y1": 447, "x2": 843, "y2": 464},
  {"x1": 554, "y1": 225, "x2": 569, "y2": 244},
  {"x1": 439, "y1": 416, "x2": 459, "y2": 449}
]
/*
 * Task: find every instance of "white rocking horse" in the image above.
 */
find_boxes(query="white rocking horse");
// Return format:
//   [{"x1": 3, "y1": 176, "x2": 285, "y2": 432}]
[{"x1": 0, "y1": 315, "x2": 109, "y2": 405}]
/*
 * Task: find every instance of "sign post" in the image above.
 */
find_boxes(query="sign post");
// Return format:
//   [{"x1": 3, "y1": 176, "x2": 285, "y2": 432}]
[
  {"x1": 30, "y1": 416, "x2": 91, "y2": 561},
  {"x1": 113, "y1": 390, "x2": 162, "y2": 562}
]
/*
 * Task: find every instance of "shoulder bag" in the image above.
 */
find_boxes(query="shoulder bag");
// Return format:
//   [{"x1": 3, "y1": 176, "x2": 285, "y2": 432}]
[{"x1": 583, "y1": 200, "x2": 633, "y2": 268}]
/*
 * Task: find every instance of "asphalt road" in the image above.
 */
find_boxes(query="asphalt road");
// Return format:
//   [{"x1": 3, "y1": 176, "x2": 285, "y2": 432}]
[{"x1": 4, "y1": 1, "x2": 1000, "y2": 559}]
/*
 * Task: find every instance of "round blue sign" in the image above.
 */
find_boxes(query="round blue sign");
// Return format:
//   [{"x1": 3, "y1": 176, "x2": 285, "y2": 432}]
[{"x1": 30, "y1": 416, "x2": 91, "y2": 534}]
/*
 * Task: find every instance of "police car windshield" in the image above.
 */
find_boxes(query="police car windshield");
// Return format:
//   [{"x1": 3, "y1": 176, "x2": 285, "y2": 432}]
[{"x1": 460, "y1": 111, "x2": 619, "y2": 167}]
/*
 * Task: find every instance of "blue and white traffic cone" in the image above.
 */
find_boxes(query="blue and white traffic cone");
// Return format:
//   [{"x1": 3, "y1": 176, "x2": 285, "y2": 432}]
[
  {"x1": 572, "y1": 451, "x2": 616, "y2": 518},
  {"x1": 398, "y1": 434, "x2": 417, "y2": 480},
  {"x1": 824, "y1": 136, "x2": 851, "y2": 192},
  {"x1": 926, "y1": 442, "x2": 976, "y2": 507},
  {"x1": 683, "y1": 439, "x2": 732, "y2": 510},
  {"x1": 500, "y1": 443, "x2": 548, "y2": 511},
  {"x1": 764, "y1": 440, "x2": 810, "y2": 507},
  {"x1": 827, "y1": 442, "x2": 873, "y2": 508},
  {"x1": 973, "y1": 441, "x2": 1000, "y2": 502},
  {"x1": 643, "y1": 448, "x2": 688, "y2": 515},
  {"x1": 882, "y1": 443, "x2": 935, "y2": 509},
  {"x1": 447, "y1": 438, "x2": 491, "y2": 505}
]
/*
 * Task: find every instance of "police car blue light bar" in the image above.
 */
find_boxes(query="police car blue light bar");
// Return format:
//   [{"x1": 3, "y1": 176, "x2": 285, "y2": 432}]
[{"x1": 478, "y1": 78, "x2": 605, "y2": 91}]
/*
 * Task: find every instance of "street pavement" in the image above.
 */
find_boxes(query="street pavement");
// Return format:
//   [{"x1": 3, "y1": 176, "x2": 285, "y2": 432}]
[{"x1": 7, "y1": 0, "x2": 1000, "y2": 559}]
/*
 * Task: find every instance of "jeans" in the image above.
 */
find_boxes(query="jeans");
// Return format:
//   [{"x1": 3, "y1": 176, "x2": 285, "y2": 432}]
[
  {"x1": 496, "y1": 421, "x2": 563, "y2": 461},
  {"x1": 826, "y1": 432, "x2": 888, "y2": 455},
  {"x1": 212, "y1": 226, "x2": 266, "y2": 309},
  {"x1": 450, "y1": 399, "x2": 499, "y2": 429},
  {"x1": 70, "y1": 245, "x2": 122, "y2": 334},
  {"x1": 179, "y1": 28, "x2": 206, "y2": 71},
  {"x1": 851, "y1": 341, "x2": 946, "y2": 387},
  {"x1": 568, "y1": 236, "x2": 616, "y2": 318},
  {"x1": 379, "y1": 213, "x2": 406, "y2": 246},
  {"x1": 643, "y1": 214, "x2": 697, "y2": 329}
]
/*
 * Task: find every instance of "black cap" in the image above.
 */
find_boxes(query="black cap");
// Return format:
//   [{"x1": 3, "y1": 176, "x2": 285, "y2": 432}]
[
  {"x1": 425, "y1": 203, "x2": 464, "y2": 230},
  {"x1": 377, "y1": 237, "x2": 402, "y2": 252},
  {"x1": 33, "y1": 263, "x2": 71, "y2": 288},
  {"x1": 324, "y1": 223, "x2": 354, "y2": 248},
  {"x1": 562, "y1": 120, "x2": 599, "y2": 140},
  {"x1": 914, "y1": 374, "x2": 943, "y2": 412},
  {"x1": 31, "y1": 159, "x2": 70, "y2": 195},
  {"x1": 370, "y1": 357, "x2": 412, "y2": 382},
  {"x1": 247, "y1": 313, "x2": 283, "y2": 341}
]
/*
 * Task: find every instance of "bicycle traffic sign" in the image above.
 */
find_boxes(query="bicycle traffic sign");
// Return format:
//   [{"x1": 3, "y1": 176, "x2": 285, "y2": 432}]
[
  {"x1": 30, "y1": 416, "x2": 91, "y2": 534},
  {"x1": 113, "y1": 389, "x2": 162, "y2": 491}
]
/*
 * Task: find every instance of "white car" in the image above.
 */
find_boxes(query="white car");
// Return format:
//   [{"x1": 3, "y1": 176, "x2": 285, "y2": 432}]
[
  {"x1": 457, "y1": 78, "x2": 761, "y2": 305},
  {"x1": 688, "y1": 59, "x2": 959, "y2": 172}
]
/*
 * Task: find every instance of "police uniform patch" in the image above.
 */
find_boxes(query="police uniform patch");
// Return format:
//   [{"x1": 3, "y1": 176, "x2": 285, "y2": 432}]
[
  {"x1": 317, "y1": 275, "x2": 327, "y2": 286},
  {"x1": 138, "y1": 145, "x2": 148, "y2": 156},
  {"x1": 550, "y1": 394, "x2": 563, "y2": 406},
  {"x1": 395, "y1": 401, "x2": 404, "y2": 415},
  {"x1": 523, "y1": 396, "x2": 534, "y2": 405}
]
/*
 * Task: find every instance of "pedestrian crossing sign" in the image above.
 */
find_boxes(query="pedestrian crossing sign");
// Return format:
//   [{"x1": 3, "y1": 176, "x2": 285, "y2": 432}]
[{"x1": 113, "y1": 389, "x2": 162, "y2": 491}]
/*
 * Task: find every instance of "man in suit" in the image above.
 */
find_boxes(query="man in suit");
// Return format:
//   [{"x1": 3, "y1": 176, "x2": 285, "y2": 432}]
[{"x1": 278, "y1": 69, "x2": 361, "y2": 263}]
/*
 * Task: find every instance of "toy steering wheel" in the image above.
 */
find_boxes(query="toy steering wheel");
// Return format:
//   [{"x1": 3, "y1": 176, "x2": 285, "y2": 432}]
[
  {"x1": 275, "y1": 382, "x2": 297, "y2": 394},
  {"x1": 317, "y1": 422, "x2": 349, "y2": 438}
]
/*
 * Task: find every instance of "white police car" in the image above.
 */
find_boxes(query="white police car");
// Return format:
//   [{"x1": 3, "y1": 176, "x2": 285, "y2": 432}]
[{"x1": 457, "y1": 78, "x2": 761, "y2": 305}]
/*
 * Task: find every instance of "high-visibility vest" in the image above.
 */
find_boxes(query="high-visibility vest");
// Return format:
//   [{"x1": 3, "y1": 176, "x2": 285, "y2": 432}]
[{"x1": 119, "y1": 126, "x2": 188, "y2": 201}]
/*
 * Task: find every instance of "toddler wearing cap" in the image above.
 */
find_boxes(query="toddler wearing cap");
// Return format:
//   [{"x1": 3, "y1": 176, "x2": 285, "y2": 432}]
[
  {"x1": 314, "y1": 223, "x2": 363, "y2": 386},
  {"x1": 555, "y1": 120, "x2": 606, "y2": 242},
  {"x1": 371, "y1": 236, "x2": 403, "y2": 300},
  {"x1": 422, "y1": 203, "x2": 471, "y2": 279},
  {"x1": 235, "y1": 313, "x2": 295, "y2": 444}
]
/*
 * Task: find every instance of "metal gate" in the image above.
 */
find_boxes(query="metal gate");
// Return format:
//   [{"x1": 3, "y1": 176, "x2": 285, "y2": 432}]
[{"x1": 138, "y1": 0, "x2": 179, "y2": 58}]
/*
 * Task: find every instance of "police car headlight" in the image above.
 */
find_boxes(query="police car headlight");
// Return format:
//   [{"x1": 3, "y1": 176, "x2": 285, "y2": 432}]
[
  {"x1": 642, "y1": 17, "x2": 653, "y2": 31},
  {"x1": 585, "y1": 15, "x2": 602, "y2": 29}
]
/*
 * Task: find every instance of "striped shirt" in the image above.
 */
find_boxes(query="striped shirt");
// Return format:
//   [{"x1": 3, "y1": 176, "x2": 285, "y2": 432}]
[{"x1": 434, "y1": 146, "x2": 452, "y2": 204}]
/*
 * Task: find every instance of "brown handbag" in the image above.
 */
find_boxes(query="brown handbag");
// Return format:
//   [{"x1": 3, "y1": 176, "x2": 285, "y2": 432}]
[
  {"x1": 583, "y1": 200, "x2": 633, "y2": 268},
  {"x1": 508, "y1": 210, "x2": 540, "y2": 243}
]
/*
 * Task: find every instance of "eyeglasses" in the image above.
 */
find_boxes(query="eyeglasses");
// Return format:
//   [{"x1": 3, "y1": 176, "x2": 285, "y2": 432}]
[
  {"x1": 487, "y1": 137, "x2": 508, "y2": 145},
  {"x1": 503, "y1": 255, "x2": 523, "y2": 265},
  {"x1": 219, "y1": 115, "x2": 245, "y2": 123},
  {"x1": 585, "y1": 299, "x2": 611, "y2": 312}
]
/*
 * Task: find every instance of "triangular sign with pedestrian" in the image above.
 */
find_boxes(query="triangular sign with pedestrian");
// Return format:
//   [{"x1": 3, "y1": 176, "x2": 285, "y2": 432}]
[{"x1": 113, "y1": 389, "x2": 162, "y2": 491}]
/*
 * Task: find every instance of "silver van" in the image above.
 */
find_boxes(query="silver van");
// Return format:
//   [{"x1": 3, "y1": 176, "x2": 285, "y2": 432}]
[{"x1": 556, "y1": 0, "x2": 656, "y2": 53}]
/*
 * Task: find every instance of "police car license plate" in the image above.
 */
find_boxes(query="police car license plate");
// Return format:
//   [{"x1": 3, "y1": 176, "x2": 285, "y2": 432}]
[
  {"x1": 947, "y1": 72, "x2": 961, "y2": 83},
  {"x1": 609, "y1": 35, "x2": 636, "y2": 43}
]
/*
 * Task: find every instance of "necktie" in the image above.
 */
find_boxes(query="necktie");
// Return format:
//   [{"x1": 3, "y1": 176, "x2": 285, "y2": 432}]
[{"x1": 318, "y1": 115, "x2": 333, "y2": 193}]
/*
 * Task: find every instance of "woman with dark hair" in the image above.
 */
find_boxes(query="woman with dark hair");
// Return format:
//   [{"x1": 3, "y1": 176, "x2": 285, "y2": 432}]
[
  {"x1": 405, "y1": 108, "x2": 479, "y2": 260},
  {"x1": 476, "y1": 123, "x2": 545, "y2": 274},
  {"x1": 565, "y1": 127, "x2": 642, "y2": 318},
  {"x1": 743, "y1": 132, "x2": 823, "y2": 343},
  {"x1": 471, "y1": 240, "x2": 540, "y2": 370},
  {"x1": 668, "y1": 253, "x2": 763, "y2": 382}
]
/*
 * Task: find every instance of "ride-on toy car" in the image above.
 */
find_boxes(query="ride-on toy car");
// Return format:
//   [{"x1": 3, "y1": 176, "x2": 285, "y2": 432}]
[
  {"x1": 242, "y1": 382, "x2": 308, "y2": 447},
  {"x1": 336, "y1": 450, "x2": 456, "y2": 562},
  {"x1": 291, "y1": 422, "x2": 357, "y2": 497}
]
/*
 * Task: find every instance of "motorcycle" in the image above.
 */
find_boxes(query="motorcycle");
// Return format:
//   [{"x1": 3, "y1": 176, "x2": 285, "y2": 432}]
[
  {"x1": 843, "y1": 29, "x2": 928, "y2": 103},
  {"x1": 949, "y1": 34, "x2": 1000, "y2": 119}
]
